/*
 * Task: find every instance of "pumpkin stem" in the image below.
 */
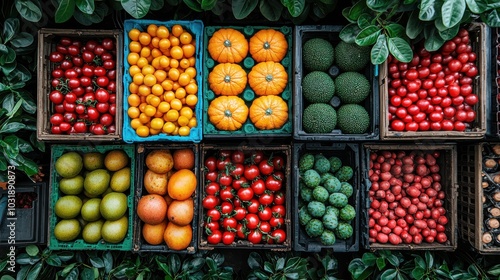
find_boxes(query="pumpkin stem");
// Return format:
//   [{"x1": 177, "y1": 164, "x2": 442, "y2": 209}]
[
  {"x1": 224, "y1": 75, "x2": 231, "y2": 83},
  {"x1": 223, "y1": 39, "x2": 232, "y2": 47},
  {"x1": 224, "y1": 109, "x2": 232, "y2": 117},
  {"x1": 265, "y1": 108, "x2": 273, "y2": 115},
  {"x1": 263, "y1": 41, "x2": 270, "y2": 49},
  {"x1": 265, "y1": 74, "x2": 273, "y2": 82}
]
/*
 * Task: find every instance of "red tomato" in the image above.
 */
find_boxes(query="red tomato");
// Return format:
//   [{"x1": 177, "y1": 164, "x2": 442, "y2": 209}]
[
  {"x1": 203, "y1": 195, "x2": 219, "y2": 209},
  {"x1": 259, "y1": 192, "x2": 274, "y2": 206},
  {"x1": 237, "y1": 187, "x2": 254, "y2": 201},
  {"x1": 207, "y1": 230, "x2": 222, "y2": 244},
  {"x1": 247, "y1": 229, "x2": 263, "y2": 244},
  {"x1": 245, "y1": 214, "x2": 260, "y2": 230},
  {"x1": 258, "y1": 206, "x2": 273, "y2": 221},
  {"x1": 251, "y1": 179, "x2": 266, "y2": 195},
  {"x1": 265, "y1": 176, "x2": 282, "y2": 192}
]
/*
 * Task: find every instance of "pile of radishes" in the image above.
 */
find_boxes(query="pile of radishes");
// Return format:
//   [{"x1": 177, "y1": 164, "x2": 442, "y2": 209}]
[
  {"x1": 368, "y1": 150, "x2": 449, "y2": 245},
  {"x1": 387, "y1": 28, "x2": 479, "y2": 132}
]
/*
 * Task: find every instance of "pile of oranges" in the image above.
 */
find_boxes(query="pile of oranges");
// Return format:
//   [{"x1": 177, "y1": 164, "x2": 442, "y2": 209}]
[{"x1": 127, "y1": 24, "x2": 198, "y2": 137}]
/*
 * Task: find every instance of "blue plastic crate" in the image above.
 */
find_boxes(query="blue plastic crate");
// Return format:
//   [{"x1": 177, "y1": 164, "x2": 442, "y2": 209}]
[{"x1": 122, "y1": 19, "x2": 204, "y2": 143}]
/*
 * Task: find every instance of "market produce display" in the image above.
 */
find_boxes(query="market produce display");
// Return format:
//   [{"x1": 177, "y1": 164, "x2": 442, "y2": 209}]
[
  {"x1": 136, "y1": 148, "x2": 197, "y2": 251},
  {"x1": 300, "y1": 36, "x2": 371, "y2": 135},
  {"x1": 126, "y1": 23, "x2": 199, "y2": 138},
  {"x1": 51, "y1": 149, "x2": 132, "y2": 245},
  {"x1": 368, "y1": 150, "x2": 449, "y2": 245},
  {"x1": 200, "y1": 149, "x2": 288, "y2": 246},
  {"x1": 297, "y1": 152, "x2": 356, "y2": 245},
  {"x1": 387, "y1": 28, "x2": 479, "y2": 132},
  {"x1": 48, "y1": 36, "x2": 118, "y2": 135},
  {"x1": 205, "y1": 27, "x2": 292, "y2": 134}
]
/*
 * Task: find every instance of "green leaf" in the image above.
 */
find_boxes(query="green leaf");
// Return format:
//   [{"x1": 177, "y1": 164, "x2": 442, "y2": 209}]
[
  {"x1": 487, "y1": 264, "x2": 500, "y2": 276},
  {"x1": 55, "y1": 0, "x2": 75, "y2": 23},
  {"x1": 358, "y1": 13, "x2": 374, "y2": 29},
  {"x1": 385, "y1": 23, "x2": 406, "y2": 38},
  {"x1": 201, "y1": 0, "x2": 217, "y2": 9},
  {"x1": 340, "y1": 23, "x2": 361, "y2": 44},
  {"x1": 16, "y1": 265, "x2": 30, "y2": 280},
  {"x1": 248, "y1": 252, "x2": 263, "y2": 270},
  {"x1": 424, "y1": 24, "x2": 446, "y2": 51},
  {"x1": 419, "y1": 0, "x2": 440, "y2": 21},
  {"x1": 88, "y1": 255, "x2": 104, "y2": 268},
  {"x1": 103, "y1": 251, "x2": 113, "y2": 273},
  {"x1": 276, "y1": 257, "x2": 285, "y2": 271},
  {"x1": 55, "y1": 251, "x2": 74, "y2": 262},
  {"x1": 366, "y1": 0, "x2": 397, "y2": 12},
  {"x1": 10, "y1": 33, "x2": 34, "y2": 49},
  {"x1": 27, "y1": 262, "x2": 42, "y2": 280},
  {"x1": 0, "y1": 157, "x2": 7, "y2": 171},
  {"x1": 25, "y1": 245, "x2": 39, "y2": 257},
  {"x1": 386, "y1": 254, "x2": 400, "y2": 267},
  {"x1": 150, "y1": 0, "x2": 164, "y2": 10},
  {"x1": 355, "y1": 25, "x2": 381, "y2": 46},
  {"x1": 189, "y1": 258, "x2": 205, "y2": 273},
  {"x1": 376, "y1": 257, "x2": 386, "y2": 271},
  {"x1": 361, "y1": 253, "x2": 377, "y2": 266},
  {"x1": 388, "y1": 37, "x2": 413, "y2": 62},
  {"x1": 182, "y1": 0, "x2": 203, "y2": 12},
  {"x1": 0, "y1": 46, "x2": 16, "y2": 64},
  {"x1": 312, "y1": 2, "x2": 336, "y2": 19},
  {"x1": 441, "y1": 0, "x2": 466, "y2": 27},
  {"x1": 348, "y1": 259, "x2": 373, "y2": 280},
  {"x1": 3, "y1": 19, "x2": 19, "y2": 43},
  {"x1": 404, "y1": 0, "x2": 416, "y2": 3},
  {"x1": 46, "y1": 254, "x2": 62, "y2": 267},
  {"x1": 167, "y1": 254, "x2": 181, "y2": 274},
  {"x1": 232, "y1": 0, "x2": 259, "y2": 19},
  {"x1": 483, "y1": 8, "x2": 500, "y2": 27},
  {"x1": 75, "y1": 0, "x2": 94, "y2": 14},
  {"x1": 282, "y1": 0, "x2": 305, "y2": 17},
  {"x1": 259, "y1": 0, "x2": 283, "y2": 21},
  {"x1": 16, "y1": 137, "x2": 33, "y2": 154},
  {"x1": 66, "y1": 267, "x2": 79, "y2": 280},
  {"x1": 6, "y1": 63, "x2": 31, "y2": 85},
  {"x1": 73, "y1": 2, "x2": 108, "y2": 25},
  {"x1": 438, "y1": 23, "x2": 459, "y2": 40},
  {"x1": 380, "y1": 268, "x2": 397, "y2": 280},
  {"x1": 15, "y1": 0, "x2": 43, "y2": 22},
  {"x1": 348, "y1": 1, "x2": 367, "y2": 21},
  {"x1": 0, "y1": 122, "x2": 25, "y2": 134},
  {"x1": 122, "y1": 0, "x2": 151, "y2": 18},
  {"x1": 264, "y1": 261, "x2": 275, "y2": 273},
  {"x1": 2, "y1": 92, "x2": 15, "y2": 113},
  {"x1": 411, "y1": 267, "x2": 425, "y2": 279},
  {"x1": 488, "y1": 1, "x2": 500, "y2": 9},
  {"x1": 414, "y1": 256, "x2": 425, "y2": 269},
  {"x1": 466, "y1": 0, "x2": 487, "y2": 13},
  {"x1": 80, "y1": 267, "x2": 94, "y2": 280},
  {"x1": 6, "y1": 100, "x2": 22, "y2": 118}
]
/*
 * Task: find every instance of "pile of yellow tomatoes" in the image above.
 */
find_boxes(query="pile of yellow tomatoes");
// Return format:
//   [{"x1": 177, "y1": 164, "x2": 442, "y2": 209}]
[{"x1": 126, "y1": 24, "x2": 198, "y2": 137}]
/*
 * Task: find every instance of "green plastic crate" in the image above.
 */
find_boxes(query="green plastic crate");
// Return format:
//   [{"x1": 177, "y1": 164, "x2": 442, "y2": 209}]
[
  {"x1": 203, "y1": 26, "x2": 293, "y2": 138},
  {"x1": 48, "y1": 144, "x2": 135, "y2": 251}
]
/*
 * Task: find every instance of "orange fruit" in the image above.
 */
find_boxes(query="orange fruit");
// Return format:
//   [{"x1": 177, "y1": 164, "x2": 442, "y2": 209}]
[
  {"x1": 167, "y1": 169, "x2": 196, "y2": 200},
  {"x1": 128, "y1": 28, "x2": 141, "y2": 41},
  {"x1": 139, "y1": 32, "x2": 152, "y2": 46},
  {"x1": 172, "y1": 149, "x2": 195, "y2": 170},
  {"x1": 156, "y1": 26, "x2": 170, "y2": 39},
  {"x1": 142, "y1": 220, "x2": 167, "y2": 245},
  {"x1": 182, "y1": 44, "x2": 195, "y2": 58},
  {"x1": 144, "y1": 169, "x2": 168, "y2": 195},
  {"x1": 145, "y1": 150, "x2": 173, "y2": 174},
  {"x1": 179, "y1": 32, "x2": 192, "y2": 45},
  {"x1": 178, "y1": 126, "x2": 190, "y2": 136},
  {"x1": 137, "y1": 194, "x2": 167, "y2": 225},
  {"x1": 164, "y1": 222, "x2": 192, "y2": 250},
  {"x1": 147, "y1": 24, "x2": 158, "y2": 37},
  {"x1": 167, "y1": 198, "x2": 194, "y2": 226},
  {"x1": 171, "y1": 25, "x2": 184, "y2": 37},
  {"x1": 170, "y1": 46, "x2": 183, "y2": 60}
]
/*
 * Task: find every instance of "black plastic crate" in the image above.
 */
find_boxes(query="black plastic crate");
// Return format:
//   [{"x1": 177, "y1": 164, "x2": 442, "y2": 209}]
[
  {"x1": 133, "y1": 144, "x2": 199, "y2": 253},
  {"x1": 293, "y1": 142, "x2": 360, "y2": 252},
  {"x1": 198, "y1": 144, "x2": 292, "y2": 251},
  {"x1": 293, "y1": 25, "x2": 379, "y2": 142},
  {"x1": 361, "y1": 144, "x2": 457, "y2": 251},
  {"x1": 0, "y1": 182, "x2": 48, "y2": 246}
]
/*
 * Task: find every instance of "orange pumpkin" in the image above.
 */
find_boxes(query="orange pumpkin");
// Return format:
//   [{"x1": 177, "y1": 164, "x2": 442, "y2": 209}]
[
  {"x1": 249, "y1": 29, "x2": 288, "y2": 62},
  {"x1": 208, "y1": 28, "x2": 248, "y2": 63},
  {"x1": 249, "y1": 95, "x2": 288, "y2": 130},
  {"x1": 248, "y1": 61, "x2": 288, "y2": 96},
  {"x1": 208, "y1": 63, "x2": 247, "y2": 96},
  {"x1": 208, "y1": 96, "x2": 249, "y2": 131}
]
